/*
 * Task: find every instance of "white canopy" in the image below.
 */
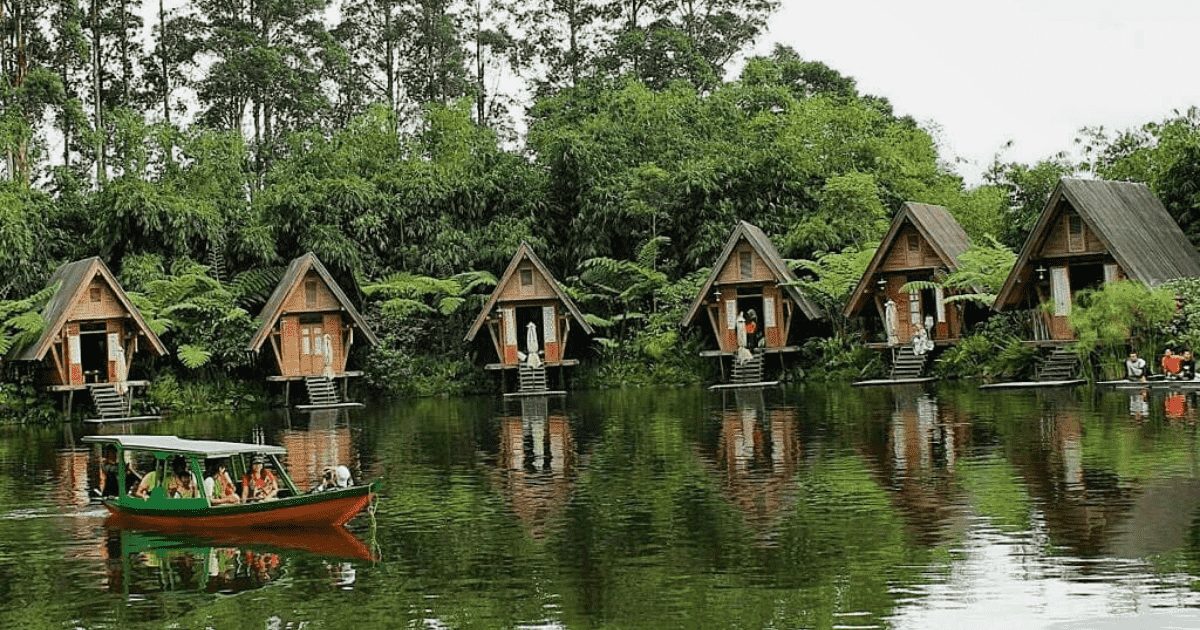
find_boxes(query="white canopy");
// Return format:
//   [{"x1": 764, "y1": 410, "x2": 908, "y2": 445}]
[{"x1": 82, "y1": 435, "x2": 287, "y2": 458}]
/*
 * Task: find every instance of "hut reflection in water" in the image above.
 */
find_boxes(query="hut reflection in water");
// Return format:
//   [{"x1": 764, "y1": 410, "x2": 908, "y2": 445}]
[{"x1": 495, "y1": 397, "x2": 575, "y2": 538}]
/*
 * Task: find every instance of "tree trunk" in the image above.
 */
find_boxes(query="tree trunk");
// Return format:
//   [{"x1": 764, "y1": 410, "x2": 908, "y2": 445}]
[
  {"x1": 91, "y1": 0, "x2": 106, "y2": 184},
  {"x1": 568, "y1": 0, "x2": 579, "y2": 87},
  {"x1": 384, "y1": 1, "x2": 395, "y2": 114},
  {"x1": 159, "y1": 0, "x2": 170, "y2": 122},
  {"x1": 119, "y1": 0, "x2": 130, "y2": 104},
  {"x1": 474, "y1": 0, "x2": 485, "y2": 125}
]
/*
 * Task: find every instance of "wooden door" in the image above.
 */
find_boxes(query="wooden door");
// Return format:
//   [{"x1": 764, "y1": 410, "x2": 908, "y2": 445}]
[{"x1": 1049, "y1": 266, "x2": 1074, "y2": 340}]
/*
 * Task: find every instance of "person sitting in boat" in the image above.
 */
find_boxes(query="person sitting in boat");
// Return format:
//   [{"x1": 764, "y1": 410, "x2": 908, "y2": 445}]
[
  {"x1": 204, "y1": 460, "x2": 241, "y2": 505},
  {"x1": 99, "y1": 445, "x2": 121, "y2": 498},
  {"x1": 313, "y1": 465, "x2": 355, "y2": 492},
  {"x1": 167, "y1": 456, "x2": 199, "y2": 499},
  {"x1": 242, "y1": 455, "x2": 279, "y2": 502},
  {"x1": 133, "y1": 463, "x2": 164, "y2": 499},
  {"x1": 1125, "y1": 352, "x2": 1147, "y2": 382},
  {"x1": 1183, "y1": 350, "x2": 1196, "y2": 381}
]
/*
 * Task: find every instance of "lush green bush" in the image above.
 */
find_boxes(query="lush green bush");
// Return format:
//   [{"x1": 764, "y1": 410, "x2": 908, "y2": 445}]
[
  {"x1": 1070, "y1": 280, "x2": 1176, "y2": 380},
  {"x1": 1162, "y1": 277, "x2": 1200, "y2": 351},
  {"x1": 0, "y1": 378, "x2": 60, "y2": 423},
  {"x1": 935, "y1": 312, "x2": 1036, "y2": 381},
  {"x1": 362, "y1": 348, "x2": 490, "y2": 398},
  {"x1": 144, "y1": 371, "x2": 266, "y2": 414},
  {"x1": 799, "y1": 334, "x2": 883, "y2": 382}
]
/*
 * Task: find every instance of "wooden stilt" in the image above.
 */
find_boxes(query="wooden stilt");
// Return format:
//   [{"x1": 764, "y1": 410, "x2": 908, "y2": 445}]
[
  {"x1": 285, "y1": 381, "x2": 291, "y2": 407},
  {"x1": 718, "y1": 356, "x2": 726, "y2": 382},
  {"x1": 341, "y1": 377, "x2": 348, "y2": 401},
  {"x1": 778, "y1": 352, "x2": 786, "y2": 381}
]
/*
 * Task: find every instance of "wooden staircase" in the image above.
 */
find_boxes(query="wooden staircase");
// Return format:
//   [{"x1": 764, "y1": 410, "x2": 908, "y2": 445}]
[
  {"x1": 304, "y1": 376, "x2": 341, "y2": 406},
  {"x1": 1036, "y1": 345, "x2": 1080, "y2": 381},
  {"x1": 731, "y1": 353, "x2": 765, "y2": 384},
  {"x1": 90, "y1": 385, "x2": 130, "y2": 421},
  {"x1": 889, "y1": 346, "x2": 929, "y2": 380},
  {"x1": 518, "y1": 364, "x2": 549, "y2": 393}
]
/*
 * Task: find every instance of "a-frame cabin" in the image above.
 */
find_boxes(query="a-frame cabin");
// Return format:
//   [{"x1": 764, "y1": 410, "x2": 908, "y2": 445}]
[
  {"x1": 466, "y1": 243, "x2": 593, "y2": 394},
  {"x1": 9, "y1": 257, "x2": 167, "y2": 419},
  {"x1": 682, "y1": 221, "x2": 824, "y2": 383},
  {"x1": 993, "y1": 178, "x2": 1200, "y2": 343},
  {"x1": 844, "y1": 202, "x2": 977, "y2": 347},
  {"x1": 247, "y1": 253, "x2": 379, "y2": 407}
]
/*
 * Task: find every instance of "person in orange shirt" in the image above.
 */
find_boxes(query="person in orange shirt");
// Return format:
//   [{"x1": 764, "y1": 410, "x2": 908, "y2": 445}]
[
  {"x1": 1163, "y1": 349, "x2": 1183, "y2": 380},
  {"x1": 744, "y1": 309, "x2": 761, "y2": 349}
]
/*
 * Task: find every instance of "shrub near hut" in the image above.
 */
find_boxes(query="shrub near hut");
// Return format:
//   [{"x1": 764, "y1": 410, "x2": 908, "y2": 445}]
[{"x1": 1069, "y1": 281, "x2": 1176, "y2": 380}]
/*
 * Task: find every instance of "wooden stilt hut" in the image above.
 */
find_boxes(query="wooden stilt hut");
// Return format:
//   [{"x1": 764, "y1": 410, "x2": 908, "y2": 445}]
[
  {"x1": 990, "y1": 178, "x2": 1200, "y2": 383},
  {"x1": 247, "y1": 253, "x2": 379, "y2": 409},
  {"x1": 9, "y1": 257, "x2": 167, "y2": 421},
  {"x1": 843, "y1": 203, "x2": 977, "y2": 383},
  {"x1": 682, "y1": 221, "x2": 824, "y2": 386},
  {"x1": 465, "y1": 242, "x2": 594, "y2": 396}
]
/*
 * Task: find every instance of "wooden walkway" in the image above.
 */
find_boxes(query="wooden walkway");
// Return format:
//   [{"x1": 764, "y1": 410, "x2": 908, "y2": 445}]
[
  {"x1": 708, "y1": 380, "x2": 781, "y2": 391},
  {"x1": 978, "y1": 379, "x2": 1084, "y2": 390},
  {"x1": 852, "y1": 377, "x2": 938, "y2": 387},
  {"x1": 83, "y1": 415, "x2": 162, "y2": 424}
]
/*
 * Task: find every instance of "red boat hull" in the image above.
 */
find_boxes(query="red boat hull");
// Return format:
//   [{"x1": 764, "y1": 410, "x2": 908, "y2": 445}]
[{"x1": 104, "y1": 489, "x2": 373, "y2": 529}]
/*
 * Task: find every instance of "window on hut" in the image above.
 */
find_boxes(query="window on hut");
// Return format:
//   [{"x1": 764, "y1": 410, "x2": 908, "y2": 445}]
[
  {"x1": 520, "y1": 269, "x2": 534, "y2": 287},
  {"x1": 90, "y1": 287, "x2": 102, "y2": 302},
  {"x1": 739, "y1": 252, "x2": 753, "y2": 279},
  {"x1": 305, "y1": 280, "x2": 318, "y2": 308},
  {"x1": 1068, "y1": 215, "x2": 1085, "y2": 253},
  {"x1": 906, "y1": 233, "x2": 921, "y2": 265}
]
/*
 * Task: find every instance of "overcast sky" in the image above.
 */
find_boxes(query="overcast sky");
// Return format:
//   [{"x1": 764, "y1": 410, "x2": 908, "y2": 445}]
[{"x1": 752, "y1": 0, "x2": 1200, "y2": 182}]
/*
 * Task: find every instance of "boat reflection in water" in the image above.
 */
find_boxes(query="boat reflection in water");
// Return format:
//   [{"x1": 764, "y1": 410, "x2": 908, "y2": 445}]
[{"x1": 101, "y1": 525, "x2": 370, "y2": 596}]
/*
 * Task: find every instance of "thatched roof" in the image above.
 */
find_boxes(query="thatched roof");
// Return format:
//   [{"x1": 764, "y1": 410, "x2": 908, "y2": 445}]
[
  {"x1": 247, "y1": 252, "x2": 378, "y2": 351},
  {"x1": 465, "y1": 242, "x2": 594, "y2": 342},
  {"x1": 683, "y1": 221, "x2": 823, "y2": 326},
  {"x1": 843, "y1": 202, "x2": 972, "y2": 318},
  {"x1": 994, "y1": 178, "x2": 1200, "y2": 309},
  {"x1": 11, "y1": 257, "x2": 167, "y2": 361}
]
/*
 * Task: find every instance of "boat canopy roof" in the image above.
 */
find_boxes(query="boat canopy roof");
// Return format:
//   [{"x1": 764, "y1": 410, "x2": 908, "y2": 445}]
[{"x1": 82, "y1": 435, "x2": 288, "y2": 458}]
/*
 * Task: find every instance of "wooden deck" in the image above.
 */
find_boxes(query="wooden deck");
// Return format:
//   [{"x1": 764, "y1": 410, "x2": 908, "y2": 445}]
[
  {"x1": 852, "y1": 377, "x2": 939, "y2": 387},
  {"x1": 708, "y1": 381, "x2": 781, "y2": 390},
  {"x1": 1098, "y1": 379, "x2": 1200, "y2": 390},
  {"x1": 978, "y1": 379, "x2": 1085, "y2": 390},
  {"x1": 267, "y1": 371, "x2": 363, "y2": 382},
  {"x1": 83, "y1": 415, "x2": 162, "y2": 425},
  {"x1": 502, "y1": 390, "x2": 567, "y2": 398},
  {"x1": 49, "y1": 380, "x2": 150, "y2": 392},
  {"x1": 699, "y1": 346, "x2": 799, "y2": 358},
  {"x1": 864, "y1": 340, "x2": 959, "y2": 350},
  {"x1": 486, "y1": 360, "x2": 578, "y2": 371},
  {"x1": 294, "y1": 402, "x2": 366, "y2": 411}
]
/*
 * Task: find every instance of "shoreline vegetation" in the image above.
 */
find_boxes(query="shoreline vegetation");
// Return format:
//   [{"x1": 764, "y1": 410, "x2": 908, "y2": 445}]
[{"x1": 5, "y1": 2, "x2": 1200, "y2": 420}]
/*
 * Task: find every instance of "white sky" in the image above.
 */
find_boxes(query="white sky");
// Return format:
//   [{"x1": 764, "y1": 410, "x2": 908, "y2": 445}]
[{"x1": 753, "y1": 0, "x2": 1200, "y2": 182}]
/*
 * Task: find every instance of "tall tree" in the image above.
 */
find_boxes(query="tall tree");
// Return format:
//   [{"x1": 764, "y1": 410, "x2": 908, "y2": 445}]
[
  {"x1": 183, "y1": 0, "x2": 335, "y2": 172},
  {"x1": 518, "y1": 0, "x2": 604, "y2": 92}
]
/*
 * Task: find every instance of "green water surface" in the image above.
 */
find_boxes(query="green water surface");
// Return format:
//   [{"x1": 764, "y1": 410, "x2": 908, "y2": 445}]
[{"x1": 3, "y1": 384, "x2": 1200, "y2": 628}]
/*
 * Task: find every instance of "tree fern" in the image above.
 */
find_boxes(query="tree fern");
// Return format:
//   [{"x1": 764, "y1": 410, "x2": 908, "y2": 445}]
[{"x1": 177, "y1": 344, "x2": 213, "y2": 369}]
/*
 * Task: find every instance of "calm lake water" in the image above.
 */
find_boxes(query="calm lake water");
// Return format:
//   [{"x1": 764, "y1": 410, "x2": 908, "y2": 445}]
[{"x1": 5, "y1": 384, "x2": 1200, "y2": 628}]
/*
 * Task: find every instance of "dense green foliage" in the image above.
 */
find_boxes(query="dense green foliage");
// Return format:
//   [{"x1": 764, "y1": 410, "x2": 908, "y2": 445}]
[
  {"x1": 1070, "y1": 281, "x2": 1177, "y2": 380},
  {"x1": 3, "y1": 0, "x2": 1200, "y2": 406}
]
